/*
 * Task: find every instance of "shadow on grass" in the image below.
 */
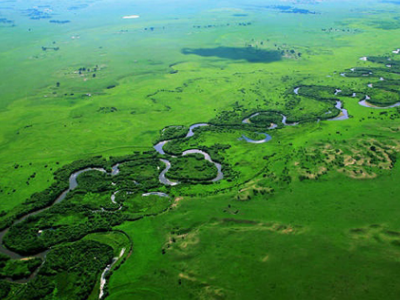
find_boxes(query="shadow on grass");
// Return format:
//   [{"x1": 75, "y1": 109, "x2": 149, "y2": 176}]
[{"x1": 181, "y1": 47, "x2": 282, "y2": 63}]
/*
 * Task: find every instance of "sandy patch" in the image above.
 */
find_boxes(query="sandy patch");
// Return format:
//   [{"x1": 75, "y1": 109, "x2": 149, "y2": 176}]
[
  {"x1": 179, "y1": 272, "x2": 198, "y2": 282},
  {"x1": 171, "y1": 197, "x2": 183, "y2": 209},
  {"x1": 262, "y1": 255, "x2": 270, "y2": 262},
  {"x1": 20, "y1": 257, "x2": 35, "y2": 261}
]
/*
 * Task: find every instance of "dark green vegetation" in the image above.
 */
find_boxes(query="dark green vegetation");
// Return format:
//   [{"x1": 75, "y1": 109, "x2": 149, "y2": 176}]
[
  {"x1": 3, "y1": 202, "x2": 124, "y2": 254},
  {"x1": 250, "y1": 112, "x2": 283, "y2": 125},
  {"x1": 159, "y1": 126, "x2": 189, "y2": 142},
  {"x1": 296, "y1": 85, "x2": 339, "y2": 100},
  {"x1": 2, "y1": 152, "x2": 164, "y2": 255},
  {"x1": 18, "y1": 240, "x2": 113, "y2": 300},
  {"x1": 167, "y1": 154, "x2": 218, "y2": 182},
  {"x1": 340, "y1": 56, "x2": 400, "y2": 106},
  {"x1": 114, "y1": 159, "x2": 163, "y2": 190},
  {"x1": 120, "y1": 194, "x2": 171, "y2": 217},
  {"x1": 367, "y1": 88, "x2": 400, "y2": 105},
  {"x1": 0, "y1": 254, "x2": 42, "y2": 280},
  {"x1": 0, "y1": 281, "x2": 12, "y2": 299},
  {"x1": 0, "y1": 156, "x2": 109, "y2": 231}
]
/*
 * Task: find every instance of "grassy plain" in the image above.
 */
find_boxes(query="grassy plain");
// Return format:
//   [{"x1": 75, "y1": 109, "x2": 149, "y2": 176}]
[{"x1": 2, "y1": 0, "x2": 400, "y2": 299}]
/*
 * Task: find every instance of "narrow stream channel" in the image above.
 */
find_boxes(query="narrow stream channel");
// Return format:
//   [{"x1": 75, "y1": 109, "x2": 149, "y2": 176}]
[
  {"x1": 0, "y1": 165, "x2": 122, "y2": 281},
  {"x1": 99, "y1": 248, "x2": 125, "y2": 299},
  {"x1": 328, "y1": 101, "x2": 349, "y2": 121},
  {"x1": 359, "y1": 98, "x2": 400, "y2": 109},
  {"x1": 155, "y1": 124, "x2": 225, "y2": 185}
]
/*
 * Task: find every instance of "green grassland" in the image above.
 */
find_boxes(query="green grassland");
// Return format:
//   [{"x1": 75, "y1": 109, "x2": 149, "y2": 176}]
[{"x1": 2, "y1": 0, "x2": 400, "y2": 299}]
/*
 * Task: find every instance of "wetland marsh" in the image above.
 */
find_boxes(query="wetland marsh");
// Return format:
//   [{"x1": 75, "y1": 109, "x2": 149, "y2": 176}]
[{"x1": 1, "y1": 0, "x2": 400, "y2": 299}]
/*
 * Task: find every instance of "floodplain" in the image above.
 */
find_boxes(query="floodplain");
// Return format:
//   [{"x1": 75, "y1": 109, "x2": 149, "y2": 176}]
[{"x1": 1, "y1": 0, "x2": 400, "y2": 299}]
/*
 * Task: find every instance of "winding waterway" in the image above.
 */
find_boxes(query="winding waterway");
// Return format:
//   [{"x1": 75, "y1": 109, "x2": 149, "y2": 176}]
[
  {"x1": 159, "y1": 159, "x2": 180, "y2": 186},
  {"x1": 182, "y1": 149, "x2": 224, "y2": 182},
  {"x1": 186, "y1": 123, "x2": 209, "y2": 138},
  {"x1": 359, "y1": 98, "x2": 400, "y2": 109},
  {"x1": 328, "y1": 101, "x2": 349, "y2": 121},
  {"x1": 155, "y1": 124, "x2": 225, "y2": 185},
  {"x1": 4, "y1": 53, "x2": 396, "y2": 293},
  {"x1": 0, "y1": 90, "x2": 361, "y2": 286},
  {"x1": 142, "y1": 192, "x2": 170, "y2": 198},
  {"x1": 154, "y1": 140, "x2": 169, "y2": 155},
  {"x1": 0, "y1": 165, "x2": 123, "y2": 281},
  {"x1": 99, "y1": 248, "x2": 125, "y2": 299},
  {"x1": 240, "y1": 133, "x2": 272, "y2": 144},
  {"x1": 242, "y1": 112, "x2": 298, "y2": 127}
]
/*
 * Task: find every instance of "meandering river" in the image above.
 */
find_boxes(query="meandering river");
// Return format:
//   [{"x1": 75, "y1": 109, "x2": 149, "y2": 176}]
[{"x1": 0, "y1": 165, "x2": 123, "y2": 282}]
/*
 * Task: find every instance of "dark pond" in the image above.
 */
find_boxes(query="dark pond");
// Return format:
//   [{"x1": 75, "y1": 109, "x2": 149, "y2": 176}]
[{"x1": 181, "y1": 47, "x2": 282, "y2": 63}]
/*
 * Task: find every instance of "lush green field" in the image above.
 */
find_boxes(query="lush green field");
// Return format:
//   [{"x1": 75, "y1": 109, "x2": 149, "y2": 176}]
[{"x1": 2, "y1": 0, "x2": 400, "y2": 299}]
